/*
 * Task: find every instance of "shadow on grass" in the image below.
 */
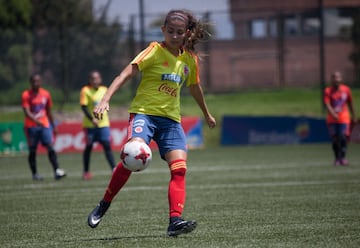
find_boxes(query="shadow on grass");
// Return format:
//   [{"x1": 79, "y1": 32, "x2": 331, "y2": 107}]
[
  {"x1": 81, "y1": 234, "x2": 166, "y2": 242},
  {"x1": 64, "y1": 234, "x2": 177, "y2": 243}
]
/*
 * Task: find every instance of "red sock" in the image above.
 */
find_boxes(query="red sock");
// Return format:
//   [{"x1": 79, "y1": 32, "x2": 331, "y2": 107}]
[
  {"x1": 103, "y1": 162, "x2": 131, "y2": 202},
  {"x1": 168, "y1": 159, "x2": 187, "y2": 218}
]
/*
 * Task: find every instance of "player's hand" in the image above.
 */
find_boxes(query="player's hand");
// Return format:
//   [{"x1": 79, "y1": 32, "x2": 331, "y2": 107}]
[
  {"x1": 92, "y1": 118, "x2": 99, "y2": 127},
  {"x1": 331, "y1": 113, "x2": 339, "y2": 120},
  {"x1": 205, "y1": 114, "x2": 216, "y2": 129},
  {"x1": 93, "y1": 101, "x2": 109, "y2": 120},
  {"x1": 52, "y1": 126, "x2": 58, "y2": 136}
]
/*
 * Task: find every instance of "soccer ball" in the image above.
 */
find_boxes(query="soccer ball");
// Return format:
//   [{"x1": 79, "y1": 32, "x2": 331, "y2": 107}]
[{"x1": 121, "y1": 140, "x2": 152, "y2": 172}]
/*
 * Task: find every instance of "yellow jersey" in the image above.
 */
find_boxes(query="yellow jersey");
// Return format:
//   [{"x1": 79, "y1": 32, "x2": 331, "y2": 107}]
[
  {"x1": 129, "y1": 42, "x2": 200, "y2": 123},
  {"x1": 80, "y1": 85, "x2": 110, "y2": 128}
]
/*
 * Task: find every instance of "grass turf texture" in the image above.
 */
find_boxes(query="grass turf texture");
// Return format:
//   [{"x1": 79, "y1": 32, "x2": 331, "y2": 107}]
[{"x1": 1, "y1": 144, "x2": 360, "y2": 247}]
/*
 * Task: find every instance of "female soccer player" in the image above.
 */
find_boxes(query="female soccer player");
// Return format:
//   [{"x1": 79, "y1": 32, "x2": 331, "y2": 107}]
[
  {"x1": 87, "y1": 9, "x2": 216, "y2": 237},
  {"x1": 80, "y1": 71, "x2": 116, "y2": 180},
  {"x1": 324, "y1": 71, "x2": 356, "y2": 166}
]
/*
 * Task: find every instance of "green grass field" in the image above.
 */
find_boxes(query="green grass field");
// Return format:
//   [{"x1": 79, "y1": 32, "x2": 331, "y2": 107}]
[{"x1": 1, "y1": 144, "x2": 360, "y2": 247}]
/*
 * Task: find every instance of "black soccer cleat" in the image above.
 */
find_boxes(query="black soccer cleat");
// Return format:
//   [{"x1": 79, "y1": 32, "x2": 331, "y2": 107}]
[
  {"x1": 32, "y1": 173, "x2": 44, "y2": 181},
  {"x1": 167, "y1": 217, "x2": 197, "y2": 237},
  {"x1": 87, "y1": 200, "x2": 110, "y2": 228}
]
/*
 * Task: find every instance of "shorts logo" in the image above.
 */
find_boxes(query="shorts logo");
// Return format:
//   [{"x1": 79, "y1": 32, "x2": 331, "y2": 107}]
[
  {"x1": 134, "y1": 119, "x2": 145, "y2": 127},
  {"x1": 134, "y1": 126, "x2": 143, "y2": 133}
]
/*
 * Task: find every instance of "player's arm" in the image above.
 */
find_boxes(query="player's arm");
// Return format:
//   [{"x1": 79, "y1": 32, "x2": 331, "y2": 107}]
[
  {"x1": 22, "y1": 93, "x2": 43, "y2": 126},
  {"x1": 80, "y1": 88, "x2": 98, "y2": 127},
  {"x1": 22, "y1": 107, "x2": 43, "y2": 126},
  {"x1": 347, "y1": 90, "x2": 356, "y2": 122},
  {"x1": 94, "y1": 64, "x2": 138, "y2": 120},
  {"x1": 324, "y1": 90, "x2": 338, "y2": 120},
  {"x1": 81, "y1": 105, "x2": 98, "y2": 127},
  {"x1": 45, "y1": 103, "x2": 57, "y2": 134},
  {"x1": 325, "y1": 102, "x2": 339, "y2": 120},
  {"x1": 189, "y1": 83, "x2": 216, "y2": 129}
]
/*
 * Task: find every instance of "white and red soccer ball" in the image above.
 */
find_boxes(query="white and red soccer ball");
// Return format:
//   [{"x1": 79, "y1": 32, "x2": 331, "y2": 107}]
[{"x1": 121, "y1": 140, "x2": 152, "y2": 172}]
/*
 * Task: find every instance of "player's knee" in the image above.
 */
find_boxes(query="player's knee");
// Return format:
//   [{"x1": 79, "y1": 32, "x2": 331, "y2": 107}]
[
  {"x1": 169, "y1": 159, "x2": 187, "y2": 177},
  {"x1": 45, "y1": 145, "x2": 56, "y2": 154},
  {"x1": 331, "y1": 135, "x2": 339, "y2": 143},
  {"x1": 85, "y1": 143, "x2": 93, "y2": 151},
  {"x1": 29, "y1": 150, "x2": 36, "y2": 159},
  {"x1": 29, "y1": 147, "x2": 36, "y2": 154},
  {"x1": 101, "y1": 141, "x2": 112, "y2": 150},
  {"x1": 339, "y1": 135, "x2": 347, "y2": 144}
]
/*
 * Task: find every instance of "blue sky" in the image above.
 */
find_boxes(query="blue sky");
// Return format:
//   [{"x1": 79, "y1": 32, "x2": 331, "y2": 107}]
[{"x1": 93, "y1": 0, "x2": 234, "y2": 39}]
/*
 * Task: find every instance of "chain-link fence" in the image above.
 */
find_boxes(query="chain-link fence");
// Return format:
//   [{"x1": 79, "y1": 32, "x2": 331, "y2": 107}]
[{"x1": 1, "y1": 3, "x2": 359, "y2": 101}]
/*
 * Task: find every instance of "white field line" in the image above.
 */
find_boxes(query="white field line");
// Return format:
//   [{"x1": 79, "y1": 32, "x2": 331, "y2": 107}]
[
  {"x1": 0, "y1": 161, "x2": 354, "y2": 180},
  {"x1": 1, "y1": 179, "x2": 359, "y2": 199}
]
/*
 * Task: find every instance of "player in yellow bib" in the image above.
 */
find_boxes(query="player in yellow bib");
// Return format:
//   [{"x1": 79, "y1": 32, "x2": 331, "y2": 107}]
[
  {"x1": 87, "y1": 10, "x2": 216, "y2": 237},
  {"x1": 80, "y1": 71, "x2": 115, "y2": 180}
]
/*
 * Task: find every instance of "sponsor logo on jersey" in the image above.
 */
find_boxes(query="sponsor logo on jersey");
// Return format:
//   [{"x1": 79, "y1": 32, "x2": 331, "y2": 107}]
[
  {"x1": 161, "y1": 74, "x2": 182, "y2": 84},
  {"x1": 158, "y1": 83, "x2": 178, "y2": 97}
]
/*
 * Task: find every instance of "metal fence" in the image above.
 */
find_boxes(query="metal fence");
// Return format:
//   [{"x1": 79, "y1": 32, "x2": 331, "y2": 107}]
[{"x1": 1, "y1": 5, "x2": 359, "y2": 98}]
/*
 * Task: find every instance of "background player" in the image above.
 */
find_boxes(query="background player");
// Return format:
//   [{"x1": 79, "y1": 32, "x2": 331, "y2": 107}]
[
  {"x1": 80, "y1": 71, "x2": 116, "y2": 180},
  {"x1": 22, "y1": 74, "x2": 66, "y2": 180},
  {"x1": 87, "y1": 9, "x2": 216, "y2": 237},
  {"x1": 324, "y1": 71, "x2": 356, "y2": 166}
]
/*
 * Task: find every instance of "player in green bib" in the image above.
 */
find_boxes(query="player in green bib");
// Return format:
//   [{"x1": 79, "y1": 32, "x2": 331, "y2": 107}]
[{"x1": 87, "y1": 9, "x2": 216, "y2": 237}]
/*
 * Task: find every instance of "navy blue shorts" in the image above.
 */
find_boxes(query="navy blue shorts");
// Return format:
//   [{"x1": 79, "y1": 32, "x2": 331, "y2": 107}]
[
  {"x1": 128, "y1": 114, "x2": 187, "y2": 158},
  {"x1": 84, "y1": 127, "x2": 111, "y2": 145},
  {"x1": 25, "y1": 126, "x2": 53, "y2": 149},
  {"x1": 327, "y1": 123, "x2": 350, "y2": 137}
]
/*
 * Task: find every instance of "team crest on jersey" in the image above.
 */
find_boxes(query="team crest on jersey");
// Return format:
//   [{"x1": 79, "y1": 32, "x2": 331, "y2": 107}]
[{"x1": 183, "y1": 66, "x2": 189, "y2": 76}]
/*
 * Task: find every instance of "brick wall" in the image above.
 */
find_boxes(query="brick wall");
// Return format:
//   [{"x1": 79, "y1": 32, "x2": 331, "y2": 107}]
[{"x1": 202, "y1": 38, "x2": 354, "y2": 91}]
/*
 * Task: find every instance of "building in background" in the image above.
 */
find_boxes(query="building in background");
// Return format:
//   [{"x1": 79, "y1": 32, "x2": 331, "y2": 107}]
[{"x1": 204, "y1": 0, "x2": 360, "y2": 91}]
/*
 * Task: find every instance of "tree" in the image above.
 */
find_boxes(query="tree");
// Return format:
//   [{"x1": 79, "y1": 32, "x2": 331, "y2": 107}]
[
  {"x1": 30, "y1": 0, "x2": 123, "y2": 108},
  {"x1": 0, "y1": 0, "x2": 32, "y2": 90}
]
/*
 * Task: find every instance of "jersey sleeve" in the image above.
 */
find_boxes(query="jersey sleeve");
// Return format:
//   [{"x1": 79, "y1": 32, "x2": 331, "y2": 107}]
[
  {"x1": 324, "y1": 88, "x2": 330, "y2": 104},
  {"x1": 46, "y1": 91, "x2": 53, "y2": 108},
  {"x1": 131, "y1": 42, "x2": 158, "y2": 71},
  {"x1": 80, "y1": 87, "x2": 89, "y2": 105},
  {"x1": 346, "y1": 86, "x2": 353, "y2": 104},
  {"x1": 186, "y1": 53, "x2": 200, "y2": 87},
  {"x1": 21, "y1": 91, "x2": 29, "y2": 108}
]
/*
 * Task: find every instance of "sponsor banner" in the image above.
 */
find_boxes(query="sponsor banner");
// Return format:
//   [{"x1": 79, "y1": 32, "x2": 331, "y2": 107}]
[
  {"x1": 0, "y1": 122, "x2": 28, "y2": 155},
  {"x1": 350, "y1": 120, "x2": 360, "y2": 143},
  {"x1": 221, "y1": 116, "x2": 330, "y2": 145},
  {"x1": 0, "y1": 117, "x2": 203, "y2": 155},
  {"x1": 36, "y1": 116, "x2": 202, "y2": 153}
]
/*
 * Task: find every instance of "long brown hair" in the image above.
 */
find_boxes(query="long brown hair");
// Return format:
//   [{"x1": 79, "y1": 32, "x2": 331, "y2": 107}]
[{"x1": 164, "y1": 10, "x2": 209, "y2": 53}]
